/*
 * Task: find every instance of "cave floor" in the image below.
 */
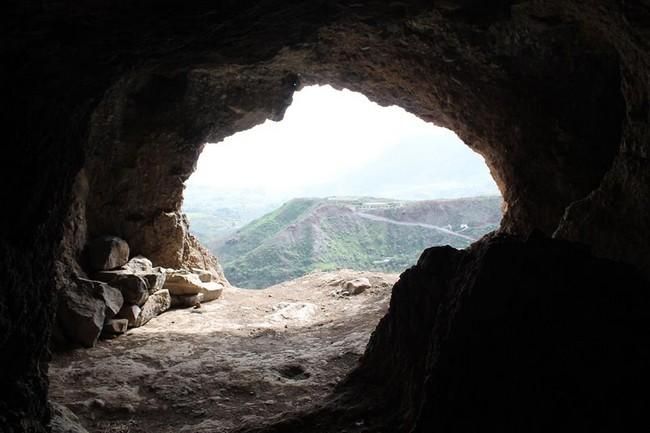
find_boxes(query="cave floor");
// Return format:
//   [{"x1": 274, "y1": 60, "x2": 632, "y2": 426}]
[{"x1": 49, "y1": 270, "x2": 397, "y2": 433}]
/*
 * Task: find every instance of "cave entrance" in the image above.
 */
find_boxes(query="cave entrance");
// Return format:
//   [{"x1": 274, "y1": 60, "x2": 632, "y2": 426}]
[
  {"x1": 48, "y1": 85, "x2": 503, "y2": 433},
  {"x1": 183, "y1": 85, "x2": 503, "y2": 290}
]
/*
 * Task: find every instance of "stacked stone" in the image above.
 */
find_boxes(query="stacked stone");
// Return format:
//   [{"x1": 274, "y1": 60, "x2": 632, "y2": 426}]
[{"x1": 57, "y1": 236, "x2": 223, "y2": 348}]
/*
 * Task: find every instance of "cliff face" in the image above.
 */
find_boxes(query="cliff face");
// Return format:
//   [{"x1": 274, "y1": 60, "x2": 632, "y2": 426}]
[{"x1": 1, "y1": 1, "x2": 649, "y2": 431}]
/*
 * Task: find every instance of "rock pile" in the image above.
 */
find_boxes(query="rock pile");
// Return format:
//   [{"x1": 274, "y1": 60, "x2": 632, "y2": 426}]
[{"x1": 57, "y1": 236, "x2": 224, "y2": 348}]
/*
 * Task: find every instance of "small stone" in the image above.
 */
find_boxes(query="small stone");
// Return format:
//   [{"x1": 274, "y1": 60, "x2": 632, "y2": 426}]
[{"x1": 86, "y1": 236, "x2": 129, "y2": 271}]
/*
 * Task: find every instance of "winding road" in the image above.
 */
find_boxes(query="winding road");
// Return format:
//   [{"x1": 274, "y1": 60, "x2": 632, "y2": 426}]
[{"x1": 355, "y1": 212, "x2": 477, "y2": 241}]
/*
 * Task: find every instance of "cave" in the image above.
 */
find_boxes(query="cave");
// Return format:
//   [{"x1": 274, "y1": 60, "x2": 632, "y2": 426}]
[
  {"x1": 2, "y1": 1, "x2": 650, "y2": 433},
  {"x1": 183, "y1": 83, "x2": 502, "y2": 289}
]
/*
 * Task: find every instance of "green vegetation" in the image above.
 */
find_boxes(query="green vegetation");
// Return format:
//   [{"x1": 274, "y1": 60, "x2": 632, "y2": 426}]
[{"x1": 211, "y1": 196, "x2": 502, "y2": 288}]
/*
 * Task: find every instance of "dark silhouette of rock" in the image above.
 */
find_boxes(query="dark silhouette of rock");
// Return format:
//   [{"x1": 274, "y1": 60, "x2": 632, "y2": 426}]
[
  {"x1": 93, "y1": 271, "x2": 149, "y2": 306},
  {"x1": 348, "y1": 234, "x2": 650, "y2": 432},
  {"x1": 55, "y1": 277, "x2": 123, "y2": 348},
  {"x1": 56, "y1": 283, "x2": 106, "y2": 348},
  {"x1": 86, "y1": 237, "x2": 130, "y2": 271}
]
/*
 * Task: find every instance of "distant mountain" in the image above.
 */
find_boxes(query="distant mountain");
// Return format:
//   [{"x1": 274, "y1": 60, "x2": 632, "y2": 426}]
[
  {"x1": 183, "y1": 186, "x2": 282, "y2": 247},
  {"x1": 212, "y1": 196, "x2": 503, "y2": 288}
]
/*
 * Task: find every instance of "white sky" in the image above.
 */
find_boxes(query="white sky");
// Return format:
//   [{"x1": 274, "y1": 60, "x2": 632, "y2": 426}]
[{"x1": 186, "y1": 85, "x2": 499, "y2": 200}]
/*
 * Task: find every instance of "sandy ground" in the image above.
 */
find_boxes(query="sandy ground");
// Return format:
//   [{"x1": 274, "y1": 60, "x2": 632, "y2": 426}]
[{"x1": 49, "y1": 270, "x2": 398, "y2": 433}]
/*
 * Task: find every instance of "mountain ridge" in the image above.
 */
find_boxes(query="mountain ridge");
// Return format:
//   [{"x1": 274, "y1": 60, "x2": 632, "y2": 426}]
[{"x1": 209, "y1": 196, "x2": 502, "y2": 288}]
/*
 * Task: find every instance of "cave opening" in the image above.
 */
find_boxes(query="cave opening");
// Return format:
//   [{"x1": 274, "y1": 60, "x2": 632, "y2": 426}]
[
  {"x1": 183, "y1": 84, "x2": 503, "y2": 290},
  {"x1": 47, "y1": 84, "x2": 504, "y2": 433}
]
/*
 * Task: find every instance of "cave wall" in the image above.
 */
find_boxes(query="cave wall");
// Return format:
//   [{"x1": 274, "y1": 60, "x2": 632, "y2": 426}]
[
  {"x1": 1, "y1": 1, "x2": 649, "y2": 431},
  {"x1": 353, "y1": 234, "x2": 650, "y2": 432}
]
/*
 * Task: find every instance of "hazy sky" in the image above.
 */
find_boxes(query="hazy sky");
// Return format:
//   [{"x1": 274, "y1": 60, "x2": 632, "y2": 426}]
[{"x1": 186, "y1": 85, "x2": 499, "y2": 200}]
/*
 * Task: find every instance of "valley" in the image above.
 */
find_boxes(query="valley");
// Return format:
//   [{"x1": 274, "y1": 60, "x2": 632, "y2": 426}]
[{"x1": 190, "y1": 196, "x2": 502, "y2": 288}]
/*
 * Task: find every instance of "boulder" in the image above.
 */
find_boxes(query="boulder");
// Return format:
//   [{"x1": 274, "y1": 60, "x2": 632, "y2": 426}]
[
  {"x1": 171, "y1": 293, "x2": 204, "y2": 308},
  {"x1": 199, "y1": 282, "x2": 224, "y2": 302},
  {"x1": 57, "y1": 283, "x2": 106, "y2": 348},
  {"x1": 343, "y1": 277, "x2": 371, "y2": 295},
  {"x1": 163, "y1": 270, "x2": 224, "y2": 301},
  {"x1": 163, "y1": 271, "x2": 204, "y2": 295},
  {"x1": 124, "y1": 255, "x2": 153, "y2": 273},
  {"x1": 76, "y1": 278, "x2": 123, "y2": 319},
  {"x1": 49, "y1": 401, "x2": 89, "y2": 433},
  {"x1": 93, "y1": 270, "x2": 148, "y2": 306},
  {"x1": 86, "y1": 236, "x2": 129, "y2": 271},
  {"x1": 133, "y1": 289, "x2": 171, "y2": 327},
  {"x1": 101, "y1": 319, "x2": 129, "y2": 336},
  {"x1": 142, "y1": 270, "x2": 166, "y2": 294},
  {"x1": 115, "y1": 304, "x2": 141, "y2": 327}
]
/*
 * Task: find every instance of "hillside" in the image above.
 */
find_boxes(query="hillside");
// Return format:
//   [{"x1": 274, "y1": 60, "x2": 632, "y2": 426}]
[{"x1": 212, "y1": 196, "x2": 502, "y2": 288}]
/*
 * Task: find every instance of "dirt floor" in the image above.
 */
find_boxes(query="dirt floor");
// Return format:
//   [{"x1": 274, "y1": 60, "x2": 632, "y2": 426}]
[{"x1": 49, "y1": 270, "x2": 398, "y2": 433}]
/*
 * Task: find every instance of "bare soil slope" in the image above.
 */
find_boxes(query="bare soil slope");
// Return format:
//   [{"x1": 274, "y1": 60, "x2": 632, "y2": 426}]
[{"x1": 49, "y1": 270, "x2": 398, "y2": 433}]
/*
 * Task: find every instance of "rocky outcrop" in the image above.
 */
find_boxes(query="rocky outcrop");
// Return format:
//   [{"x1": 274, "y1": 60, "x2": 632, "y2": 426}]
[
  {"x1": 345, "y1": 234, "x2": 650, "y2": 431},
  {"x1": 53, "y1": 235, "x2": 221, "y2": 349}
]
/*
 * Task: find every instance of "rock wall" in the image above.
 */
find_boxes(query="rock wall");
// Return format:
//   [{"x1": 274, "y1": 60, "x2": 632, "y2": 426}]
[
  {"x1": 353, "y1": 234, "x2": 650, "y2": 431},
  {"x1": 2, "y1": 1, "x2": 650, "y2": 431}
]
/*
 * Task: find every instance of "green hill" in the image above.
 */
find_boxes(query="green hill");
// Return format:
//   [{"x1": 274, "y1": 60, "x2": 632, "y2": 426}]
[{"x1": 212, "y1": 196, "x2": 502, "y2": 288}]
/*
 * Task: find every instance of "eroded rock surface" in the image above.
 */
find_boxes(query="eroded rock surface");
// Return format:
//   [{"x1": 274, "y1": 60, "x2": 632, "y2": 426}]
[{"x1": 48, "y1": 271, "x2": 397, "y2": 433}]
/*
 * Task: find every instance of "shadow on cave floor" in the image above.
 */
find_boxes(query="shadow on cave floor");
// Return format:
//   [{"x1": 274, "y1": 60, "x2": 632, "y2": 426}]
[{"x1": 49, "y1": 270, "x2": 397, "y2": 433}]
